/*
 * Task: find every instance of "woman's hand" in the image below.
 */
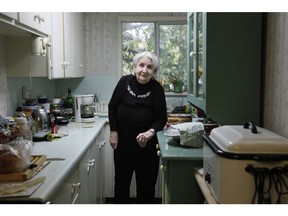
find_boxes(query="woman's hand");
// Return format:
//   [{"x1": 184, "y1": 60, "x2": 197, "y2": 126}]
[
  {"x1": 109, "y1": 131, "x2": 119, "y2": 149},
  {"x1": 136, "y1": 130, "x2": 155, "y2": 148}
]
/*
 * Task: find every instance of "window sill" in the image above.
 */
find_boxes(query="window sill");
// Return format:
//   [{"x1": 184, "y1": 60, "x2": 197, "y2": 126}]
[{"x1": 165, "y1": 91, "x2": 187, "y2": 97}]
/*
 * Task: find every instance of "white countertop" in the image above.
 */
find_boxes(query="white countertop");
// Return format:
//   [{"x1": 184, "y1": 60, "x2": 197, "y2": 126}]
[{"x1": 1, "y1": 117, "x2": 107, "y2": 203}]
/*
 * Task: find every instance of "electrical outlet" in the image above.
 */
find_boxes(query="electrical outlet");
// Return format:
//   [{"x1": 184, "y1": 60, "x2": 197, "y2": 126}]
[{"x1": 22, "y1": 86, "x2": 32, "y2": 100}]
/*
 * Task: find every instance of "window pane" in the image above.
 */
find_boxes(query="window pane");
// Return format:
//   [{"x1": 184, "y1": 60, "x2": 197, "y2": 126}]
[
  {"x1": 122, "y1": 23, "x2": 155, "y2": 75},
  {"x1": 159, "y1": 24, "x2": 187, "y2": 91}
]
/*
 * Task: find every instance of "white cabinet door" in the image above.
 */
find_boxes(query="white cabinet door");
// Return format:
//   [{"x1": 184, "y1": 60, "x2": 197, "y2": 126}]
[
  {"x1": 50, "y1": 167, "x2": 81, "y2": 204},
  {"x1": 49, "y1": 12, "x2": 84, "y2": 79},
  {"x1": 78, "y1": 127, "x2": 106, "y2": 204},
  {"x1": 63, "y1": 13, "x2": 84, "y2": 78},
  {"x1": 18, "y1": 12, "x2": 51, "y2": 35},
  {"x1": 95, "y1": 128, "x2": 106, "y2": 204},
  {"x1": 79, "y1": 143, "x2": 97, "y2": 204},
  {"x1": 50, "y1": 12, "x2": 65, "y2": 78},
  {"x1": 104, "y1": 123, "x2": 115, "y2": 198}
]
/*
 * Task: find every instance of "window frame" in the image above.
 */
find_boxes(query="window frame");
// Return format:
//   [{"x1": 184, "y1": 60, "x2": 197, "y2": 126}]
[{"x1": 117, "y1": 15, "x2": 187, "y2": 81}]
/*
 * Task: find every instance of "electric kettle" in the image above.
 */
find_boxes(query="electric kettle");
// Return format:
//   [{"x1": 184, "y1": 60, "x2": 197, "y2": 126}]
[{"x1": 31, "y1": 106, "x2": 49, "y2": 133}]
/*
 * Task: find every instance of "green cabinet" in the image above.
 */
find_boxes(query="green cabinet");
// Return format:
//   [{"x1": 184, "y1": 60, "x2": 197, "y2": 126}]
[
  {"x1": 157, "y1": 131, "x2": 204, "y2": 204},
  {"x1": 187, "y1": 13, "x2": 262, "y2": 125}
]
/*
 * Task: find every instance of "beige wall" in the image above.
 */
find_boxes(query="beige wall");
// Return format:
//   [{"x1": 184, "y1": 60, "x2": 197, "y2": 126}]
[{"x1": 263, "y1": 13, "x2": 288, "y2": 138}]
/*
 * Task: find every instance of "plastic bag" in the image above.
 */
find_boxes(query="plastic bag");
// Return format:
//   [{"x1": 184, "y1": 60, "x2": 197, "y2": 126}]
[
  {"x1": 173, "y1": 122, "x2": 204, "y2": 147},
  {"x1": 7, "y1": 138, "x2": 33, "y2": 171},
  {"x1": 0, "y1": 144, "x2": 23, "y2": 174}
]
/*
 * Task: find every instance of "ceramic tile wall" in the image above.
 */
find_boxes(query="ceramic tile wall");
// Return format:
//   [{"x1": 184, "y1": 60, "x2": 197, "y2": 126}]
[{"x1": 263, "y1": 13, "x2": 288, "y2": 138}]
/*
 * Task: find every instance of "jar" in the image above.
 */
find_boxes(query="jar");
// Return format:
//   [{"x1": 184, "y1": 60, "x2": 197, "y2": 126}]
[
  {"x1": 14, "y1": 117, "x2": 32, "y2": 141},
  {"x1": 55, "y1": 118, "x2": 69, "y2": 136}
]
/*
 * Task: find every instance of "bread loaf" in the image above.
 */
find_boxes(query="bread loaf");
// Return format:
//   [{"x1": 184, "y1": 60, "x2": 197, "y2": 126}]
[{"x1": 0, "y1": 144, "x2": 22, "y2": 174}]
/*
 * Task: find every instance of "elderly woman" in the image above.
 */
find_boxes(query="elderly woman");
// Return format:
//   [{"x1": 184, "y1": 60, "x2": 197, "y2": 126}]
[{"x1": 108, "y1": 51, "x2": 167, "y2": 204}]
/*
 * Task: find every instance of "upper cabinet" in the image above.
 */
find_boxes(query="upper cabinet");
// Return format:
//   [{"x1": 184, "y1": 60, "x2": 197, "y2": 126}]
[
  {"x1": 4, "y1": 12, "x2": 85, "y2": 79},
  {"x1": 18, "y1": 13, "x2": 52, "y2": 36},
  {"x1": 49, "y1": 12, "x2": 85, "y2": 79},
  {"x1": 0, "y1": 12, "x2": 51, "y2": 37},
  {"x1": 0, "y1": 12, "x2": 18, "y2": 20},
  {"x1": 187, "y1": 13, "x2": 263, "y2": 125}
]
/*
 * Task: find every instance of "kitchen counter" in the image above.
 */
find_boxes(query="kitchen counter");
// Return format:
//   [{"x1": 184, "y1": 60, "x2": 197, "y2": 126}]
[
  {"x1": 157, "y1": 130, "x2": 203, "y2": 160},
  {"x1": 0, "y1": 117, "x2": 107, "y2": 203}
]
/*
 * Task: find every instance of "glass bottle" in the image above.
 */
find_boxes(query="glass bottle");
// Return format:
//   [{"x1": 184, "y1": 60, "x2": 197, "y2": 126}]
[{"x1": 63, "y1": 87, "x2": 74, "y2": 118}]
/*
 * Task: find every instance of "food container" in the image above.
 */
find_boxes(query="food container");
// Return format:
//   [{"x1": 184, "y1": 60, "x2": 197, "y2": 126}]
[{"x1": 203, "y1": 122, "x2": 288, "y2": 204}]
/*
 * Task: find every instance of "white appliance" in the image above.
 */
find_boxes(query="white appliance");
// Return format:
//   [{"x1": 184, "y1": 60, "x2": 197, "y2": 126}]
[
  {"x1": 73, "y1": 95, "x2": 82, "y2": 123},
  {"x1": 73, "y1": 95, "x2": 95, "y2": 123},
  {"x1": 203, "y1": 122, "x2": 288, "y2": 204},
  {"x1": 31, "y1": 36, "x2": 51, "y2": 56}
]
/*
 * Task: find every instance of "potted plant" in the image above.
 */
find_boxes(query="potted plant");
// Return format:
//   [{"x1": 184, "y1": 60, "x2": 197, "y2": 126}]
[{"x1": 167, "y1": 71, "x2": 184, "y2": 93}]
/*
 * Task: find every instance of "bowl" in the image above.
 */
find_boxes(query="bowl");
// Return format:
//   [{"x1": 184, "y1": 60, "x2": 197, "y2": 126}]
[
  {"x1": 37, "y1": 98, "x2": 48, "y2": 104},
  {"x1": 50, "y1": 98, "x2": 62, "y2": 104}
]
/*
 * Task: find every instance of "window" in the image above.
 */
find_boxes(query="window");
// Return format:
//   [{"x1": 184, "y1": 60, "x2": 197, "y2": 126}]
[{"x1": 118, "y1": 15, "x2": 187, "y2": 93}]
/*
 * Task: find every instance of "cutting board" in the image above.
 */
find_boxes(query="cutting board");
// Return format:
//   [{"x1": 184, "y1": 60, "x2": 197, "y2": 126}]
[{"x1": 0, "y1": 155, "x2": 47, "y2": 182}]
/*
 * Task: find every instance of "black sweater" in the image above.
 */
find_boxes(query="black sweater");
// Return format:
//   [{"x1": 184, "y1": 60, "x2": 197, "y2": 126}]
[{"x1": 108, "y1": 75, "x2": 167, "y2": 148}]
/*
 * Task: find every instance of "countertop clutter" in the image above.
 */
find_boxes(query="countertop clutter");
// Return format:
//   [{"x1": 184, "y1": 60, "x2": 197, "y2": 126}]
[{"x1": 0, "y1": 118, "x2": 107, "y2": 203}]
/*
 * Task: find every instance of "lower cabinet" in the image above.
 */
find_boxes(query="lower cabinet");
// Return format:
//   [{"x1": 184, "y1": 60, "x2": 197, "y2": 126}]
[
  {"x1": 157, "y1": 131, "x2": 204, "y2": 204},
  {"x1": 51, "y1": 128, "x2": 106, "y2": 204},
  {"x1": 160, "y1": 159, "x2": 204, "y2": 204},
  {"x1": 50, "y1": 167, "x2": 81, "y2": 204}
]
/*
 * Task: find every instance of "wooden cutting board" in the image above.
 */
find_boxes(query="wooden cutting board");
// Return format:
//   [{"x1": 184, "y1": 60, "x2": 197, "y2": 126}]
[{"x1": 0, "y1": 155, "x2": 47, "y2": 182}]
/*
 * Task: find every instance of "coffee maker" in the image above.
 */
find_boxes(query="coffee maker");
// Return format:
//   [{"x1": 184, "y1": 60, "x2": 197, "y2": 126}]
[{"x1": 73, "y1": 95, "x2": 96, "y2": 123}]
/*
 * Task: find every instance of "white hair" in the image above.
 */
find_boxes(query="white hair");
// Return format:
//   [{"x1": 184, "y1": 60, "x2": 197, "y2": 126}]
[{"x1": 133, "y1": 51, "x2": 159, "y2": 74}]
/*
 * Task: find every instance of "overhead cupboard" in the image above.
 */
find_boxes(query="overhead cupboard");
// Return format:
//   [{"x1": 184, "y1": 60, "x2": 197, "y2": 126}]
[
  {"x1": 50, "y1": 13, "x2": 85, "y2": 79},
  {"x1": 1, "y1": 12, "x2": 85, "y2": 79},
  {"x1": 18, "y1": 12, "x2": 52, "y2": 36},
  {"x1": 187, "y1": 13, "x2": 263, "y2": 125}
]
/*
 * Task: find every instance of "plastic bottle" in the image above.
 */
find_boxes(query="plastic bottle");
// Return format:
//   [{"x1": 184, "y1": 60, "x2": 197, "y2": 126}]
[{"x1": 63, "y1": 88, "x2": 74, "y2": 118}]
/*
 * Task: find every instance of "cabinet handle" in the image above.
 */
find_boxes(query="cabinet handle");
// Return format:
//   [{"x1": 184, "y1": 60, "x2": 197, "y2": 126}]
[
  {"x1": 97, "y1": 140, "x2": 106, "y2": 149},
  {"x1": 87, "y1": 159, "x2": 95, "y2": 172},
  {"x1": 190, "y1": 51, "x2": 196, "y2": 57},
  {"x1": 34, "y1": 14, "x2": 45, "y2": 23},
  {"x1": 71, "y1": 182, "x2": 81, "y2": 194},
  {"x1": 160, "y1": 165, "x2": 167, "y2": 172},
  {"x1": 157, "y1": 150, "x2": 161, "y2": 157}
]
